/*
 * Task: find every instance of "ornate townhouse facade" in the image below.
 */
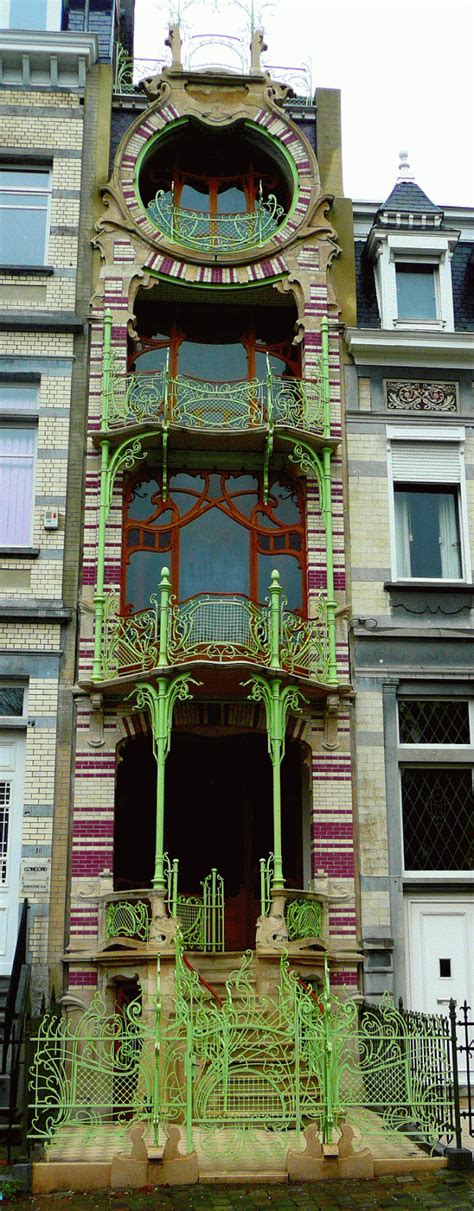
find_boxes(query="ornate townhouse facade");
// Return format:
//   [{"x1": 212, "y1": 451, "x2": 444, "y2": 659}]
[{"x1": 346, "y1": 169, "x2": 474, "y2": 1013}]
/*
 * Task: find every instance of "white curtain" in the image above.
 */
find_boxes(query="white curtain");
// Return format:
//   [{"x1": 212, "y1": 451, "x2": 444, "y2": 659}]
[
  {"x1": 439, "y1": 493, "x2": 461, "y2": 578},
  {"x1": 0, "y1": 428, "x2": 35, "y2": 545},
  {"x1": 394, "y1": 491, "x2": 412, "y2": 577}
]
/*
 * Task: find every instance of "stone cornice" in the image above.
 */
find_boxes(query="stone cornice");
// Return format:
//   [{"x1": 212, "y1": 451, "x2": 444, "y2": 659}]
[
  {"x1": 344, "y1": 327, "x2": 474, "y2": 369},
  {"x1": 0, "y1": 30, "x2": 98, "y2": 88}
]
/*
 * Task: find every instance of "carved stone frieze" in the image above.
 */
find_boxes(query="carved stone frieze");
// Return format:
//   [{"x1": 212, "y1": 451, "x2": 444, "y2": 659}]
[{"x1": 385, "y1": 379, "x2": 458, "y2": 413}]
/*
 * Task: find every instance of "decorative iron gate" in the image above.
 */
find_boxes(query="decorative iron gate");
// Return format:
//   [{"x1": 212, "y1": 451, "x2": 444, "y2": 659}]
[{"x1": 29, "y1": 941, "x2": 458, "y2": 1158}]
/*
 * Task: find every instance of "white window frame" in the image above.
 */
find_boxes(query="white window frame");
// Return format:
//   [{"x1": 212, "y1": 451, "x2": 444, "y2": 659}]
[
  {"x1": 0, "y1": 165, "x2": 52, "y2": 268},
  {"x1": 0, "y1": 385, "x2": 39, "y2": 550},
  {"x1": 398, "y1": 695, "x2": 474, "y2": 880},
  {"x1": 0, "y1": 0, "x2": 62, "y2": 31},
  {"x1": 371, "y1": 231, "x2": 456, "y2": 332},
  {"x1": 387, "y1": 425, "x2": 471, "y2": 584}
]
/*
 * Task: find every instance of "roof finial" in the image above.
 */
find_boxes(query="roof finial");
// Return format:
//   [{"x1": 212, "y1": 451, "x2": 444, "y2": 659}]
[{"x1": 397, "y1": 149, "x2": 414, "y2": 183}]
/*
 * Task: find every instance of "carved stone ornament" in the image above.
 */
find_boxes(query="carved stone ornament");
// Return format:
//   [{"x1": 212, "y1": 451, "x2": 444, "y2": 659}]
[{"x1": 385, "y1": 379, "x2": 458, "y2": 412}]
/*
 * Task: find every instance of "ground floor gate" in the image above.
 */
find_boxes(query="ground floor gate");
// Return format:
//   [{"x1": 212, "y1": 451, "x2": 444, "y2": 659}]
[{"x1": 29, "y1": 939, "x2": 457, "y2": 1160}]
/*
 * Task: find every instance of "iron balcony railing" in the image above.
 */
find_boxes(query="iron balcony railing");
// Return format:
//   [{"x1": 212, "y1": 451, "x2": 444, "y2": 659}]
[
  {"x1": 96, "y1": 569, "x2": 330, "y2": 686},
  {"x1": 146, "y1": 189, "x2": 285, "y2": 252},
  {"x1": 102, "y1": 362, "x2": 327, "y2": 439}
]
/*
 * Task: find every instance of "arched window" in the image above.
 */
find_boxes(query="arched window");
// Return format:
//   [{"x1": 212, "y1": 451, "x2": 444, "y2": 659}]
[{"x1": 123, "y1": 470, "x2": 306, "y2": 614}]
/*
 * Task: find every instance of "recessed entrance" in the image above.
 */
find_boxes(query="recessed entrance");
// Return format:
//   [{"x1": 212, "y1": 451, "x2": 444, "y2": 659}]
[{"x1": 114, "y1": 730, "x2": 304, "y2": 950}]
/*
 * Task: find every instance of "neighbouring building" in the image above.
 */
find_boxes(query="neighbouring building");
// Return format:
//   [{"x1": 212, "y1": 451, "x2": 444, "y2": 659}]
[
  {"x1": 0, "y1": 2, "x2": 107, "y2": 1005},
  {"x1": 346, "y1": 163, "x2": 474, "y2": 1016}
]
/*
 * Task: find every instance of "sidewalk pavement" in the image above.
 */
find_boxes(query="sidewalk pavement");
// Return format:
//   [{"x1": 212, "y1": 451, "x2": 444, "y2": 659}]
[{"x1": 10, "y1": 1171, "x2": 474, "y2": 1211}]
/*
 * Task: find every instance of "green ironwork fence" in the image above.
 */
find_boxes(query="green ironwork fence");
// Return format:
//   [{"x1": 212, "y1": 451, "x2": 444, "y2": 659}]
[
  {"x1": 29, "y1": 946, "x2": 458, "y2": 1158},
  {"x1": 103, "y1": 367, "x2": 325, "y2": 437},
  {"x1": 147, "y1": 189, "x2": 285, "y2": 252},
  {"x1": 98, "y1": 574, "x2": 330, "y2": 686},
  {"x1": 105, "y1": 898, "x2": 151, "y2": 943}
]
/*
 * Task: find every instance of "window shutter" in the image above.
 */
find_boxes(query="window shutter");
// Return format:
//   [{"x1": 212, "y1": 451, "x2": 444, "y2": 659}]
[{"x1": 391, "y1": 441, "x2": 461, "y2": 484}]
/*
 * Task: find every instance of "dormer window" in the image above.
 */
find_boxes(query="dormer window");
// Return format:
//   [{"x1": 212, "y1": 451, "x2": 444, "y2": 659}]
[
  {"x1": 395, "y1": 262, "x2": 438, "y2": 322},
  {"x1": 365, "y1": 175, "x2": 459, "y2": 332}
]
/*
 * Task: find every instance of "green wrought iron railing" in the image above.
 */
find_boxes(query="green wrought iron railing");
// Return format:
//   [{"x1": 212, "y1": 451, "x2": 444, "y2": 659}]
[
  {"x1": 286, "y1": 896, "x2": 323, "y2": 940},
  {"x1": 146, "y1": 188, "x2": 285, "y2": 252},
  {"x1": 102, "y1": 364, "x2": 326, "y2": 437},
  {"x1": 105, "y1": 897, "x2": 151, "y2": 943},
  {"x1": 97, "y1": 570, "x2": 330, "y2": 685},
  {"x1": 165, "y1": 855, "x2": 225, "y2": 953},
  {"x1": 29, "y1": 946, "x2": 458, "y2": 1156},
  {"x1": 259, "y1": 858, "x2": 324, "y2": 941}
]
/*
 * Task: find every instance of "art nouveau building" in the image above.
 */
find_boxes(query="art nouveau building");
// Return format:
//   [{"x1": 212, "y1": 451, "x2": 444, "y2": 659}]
[{"x1": 64, "y1": 30, "x2": 361, "y2": 1017}]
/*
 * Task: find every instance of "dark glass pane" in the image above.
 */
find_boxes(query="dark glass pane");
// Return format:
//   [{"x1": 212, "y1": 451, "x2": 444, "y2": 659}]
[
  {"x1": 128, "y1": 480, "x2": 160, "y2": 521},
  {"x1": 402, "y1": 767, "x2": 473, "y2": 871},
  {"x1": 170, "y1": 473, "x2": 205, "y2": 515},
  {"x1": 133, "y1": 348, "x2": 168, "y2": 372},
  {"x1": 225, "y1": 475, "x2": 258, "y2": 517},
  {"x1": 216, "y1": 186, "x2": 247, "y2": 213},
  {"x1": 0, "y1": 688, "x2": 23, "y2": 716},
  {"x1": 179, "y1": 507, "x2": 249, "y2": 598},
  {"x1": 178, "y1": 341, "x2": 247, "y2": 381},
  {"x1": 126, "y1": 551, "x2": 169, "y2": 612},
  {"x1": 0, "y1": 209, "x2": 47, "y2": 265},
  {"x1": 255, "y1": 351, "x2": 287, "y2": 379},
  {"x1": 396, "y1": 264, "x2": 437, "y2": 320},
  {"x1": 180, "y1": 183, "x2": 208, "y2": 211},
  {"x1": 271, "y1": 481, "x2": 301, "y2": 524},
  {"x1": 258, "y1": 553, "x2": 301, "y2": 610},
  {"x1": 399, "y1": 700, "x2": 470, "y2": 745},
  {"x1": 395, "y1": 487, "x2": 461, "y2": 578}
]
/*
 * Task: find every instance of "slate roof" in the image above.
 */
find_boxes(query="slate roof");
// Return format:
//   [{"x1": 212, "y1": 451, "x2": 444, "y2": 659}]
[{"x1": 381, "y1": 180, "x2": 440, "y2": 213}]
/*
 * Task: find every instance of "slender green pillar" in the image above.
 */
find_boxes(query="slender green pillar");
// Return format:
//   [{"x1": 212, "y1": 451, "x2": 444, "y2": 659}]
[
  {"x1": 245, "y1": 675, "x2": 307, "y2": 891},
  {"x1": 129, "y1": 676, "x2": 196, "y2": 892}
]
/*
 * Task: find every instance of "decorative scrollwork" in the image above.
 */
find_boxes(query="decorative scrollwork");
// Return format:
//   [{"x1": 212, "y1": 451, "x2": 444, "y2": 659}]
[
  {"x1": 100, "y1": 592, "x2": 160, "y2": 680},
  {"x1": 106, "y1": 899, "x2": 151, "y2": 942},
  {"x1": 280, "y1": 599, "x2": 329, "y2": 681},
  {"x1": 147, "y1": 191, "x2": 285, "y2": 252},
  {"x1": 168, "y1": 595, "x2": 271, "y2": 667},
  {"x1": 286, "y1": 898, "x2": 323, "y2": 940}
]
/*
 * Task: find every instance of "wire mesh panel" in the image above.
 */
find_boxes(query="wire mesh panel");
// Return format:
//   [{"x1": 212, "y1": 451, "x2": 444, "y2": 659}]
[
  {"x1": 105, "y1": 899, "x2": 151, "y2": 943},
  {"x1": 168, "y1": 596, "x2": 271, "y2": 666}
]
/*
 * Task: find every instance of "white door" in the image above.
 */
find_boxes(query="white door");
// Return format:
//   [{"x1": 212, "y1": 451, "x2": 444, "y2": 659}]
[
  {"x1": 0, "y1": 732, "x2": 25, "y2": 975},
  {"x1": 407, "y1": 898, "x2": 474, "y2": 1076}
]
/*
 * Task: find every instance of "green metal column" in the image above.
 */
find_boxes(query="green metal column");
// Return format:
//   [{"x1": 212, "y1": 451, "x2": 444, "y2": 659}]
[
  {"x1": 245, "y1": 675, "x2": 306, "y2": 892},
  {"x1": 129, "y1": 675, "x2": 197, "y2": 893}
]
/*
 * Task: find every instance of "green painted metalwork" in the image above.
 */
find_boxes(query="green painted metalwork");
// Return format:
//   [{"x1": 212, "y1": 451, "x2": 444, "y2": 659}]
[
  {"x1": 245, "y1": 677, "x2": 307, "y2": 891},
  {"x1": 105, "y1": 899, "x2": 151, "y2": 943},
  {"x1": 286, "y1": 898, "x2": 323, "y2": 941},
  {"x1": 147, "y1": 188, "x2": 285, "y2": 252},
  {"x1": 97, "y1": 571, "x2": 331, "y2": 686},
  {"x1": 282, "y1": 430, "x2": 337, "y2": 688},
  {"x1": 29, "y1": 945, "x2": 456, "y2": 1156},
  {"x1": 164, "y1": 855, "x2": 225, "y2": 952},
  {"x1": 103, "y1": 367, "x2": 325, "y2": 436},
  {"x1": 128, "y1": 676, "x2": 198, "y2": 893},
  {"x1": 259, "y1": 853, "x2": 274, "y2": 917},
  {"x1": 168, "y1": 593, "x2": 271, "y2": 667}
]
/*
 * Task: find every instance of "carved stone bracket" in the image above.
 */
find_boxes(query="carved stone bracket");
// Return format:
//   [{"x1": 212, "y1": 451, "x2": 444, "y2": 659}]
[{"x1": 323, "y1": 694, "x2": 340, "y2": 751}]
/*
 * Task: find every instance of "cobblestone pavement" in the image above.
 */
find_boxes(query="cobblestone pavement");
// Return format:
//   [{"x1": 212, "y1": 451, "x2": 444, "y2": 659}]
[{"x1": 10, "y1": 1173, "x2": 474, "y2": 1211}]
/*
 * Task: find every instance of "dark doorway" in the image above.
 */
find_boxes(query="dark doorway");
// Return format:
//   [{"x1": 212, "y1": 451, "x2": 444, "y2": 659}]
[{"x1": 114, "y1": 730, "x2": 303, "y2": 950}]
